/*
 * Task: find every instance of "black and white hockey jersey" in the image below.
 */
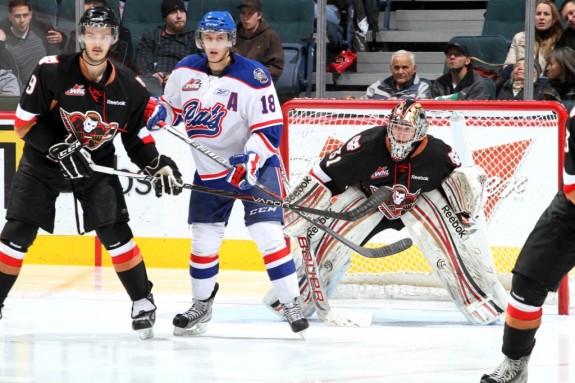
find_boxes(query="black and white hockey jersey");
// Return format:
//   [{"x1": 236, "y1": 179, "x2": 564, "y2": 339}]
[
  {"x1": 316, "y1": 125, "x2": 461, "y2": 219},
  {"x1": 14, "y1": 53, "x2": 159, "y2": 170}
]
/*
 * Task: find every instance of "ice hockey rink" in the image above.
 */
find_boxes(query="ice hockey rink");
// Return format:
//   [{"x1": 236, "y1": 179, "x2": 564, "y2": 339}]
[{"x1": 0, "y1": 265, "x2": 574, "y2": 383}]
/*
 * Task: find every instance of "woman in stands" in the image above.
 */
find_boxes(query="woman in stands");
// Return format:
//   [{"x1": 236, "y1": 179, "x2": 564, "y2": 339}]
[
  {"x1": 538, "y1": 46, "x2": 575, "y2": 101},
  {"x1": 503, "y1": 0, "x2": 563, "y2": 80}
]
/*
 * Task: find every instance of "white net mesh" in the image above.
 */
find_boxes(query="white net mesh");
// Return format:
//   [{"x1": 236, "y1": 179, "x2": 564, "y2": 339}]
[{"x1": 282, "y1": 99, "x2": 570, "y2": 305}]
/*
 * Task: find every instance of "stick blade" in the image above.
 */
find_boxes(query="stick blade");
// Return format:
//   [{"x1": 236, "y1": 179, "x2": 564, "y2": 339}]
[
  {"x1": 360, "y1": 238, "x2": 413, "y2": 259},
  {"x1": 322, "y1": 309, "x2": 374, "y2": 328}
]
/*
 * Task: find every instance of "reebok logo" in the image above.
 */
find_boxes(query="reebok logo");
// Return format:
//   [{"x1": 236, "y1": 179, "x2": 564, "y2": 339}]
[
  {"x1": 107, "y1": 100, "x2": 126, "y2": 106},
  {"x1": 411, "y1": 175, "x2": 429, "y2": 181}
]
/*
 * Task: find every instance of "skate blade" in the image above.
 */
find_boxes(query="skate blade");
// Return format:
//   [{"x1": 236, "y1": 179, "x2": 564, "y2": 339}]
[
  {"x1": 137, "y1": 328, "x2": 154, "y2": 340},
  {"x1": 297, "y1": 329, "x2": 307, "y2": 340},
  {"x1": 173, "y1": 323, "x2": 208, "y2": 336}
]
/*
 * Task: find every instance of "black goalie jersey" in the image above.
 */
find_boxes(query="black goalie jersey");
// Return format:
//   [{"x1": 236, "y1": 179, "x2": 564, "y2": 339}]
[
  {"x1": 317, "y1": 125, "x2": 461, "y2": 220},
  {"x1": 14, "y1": 53, "x2": 159, "y2": 169}
]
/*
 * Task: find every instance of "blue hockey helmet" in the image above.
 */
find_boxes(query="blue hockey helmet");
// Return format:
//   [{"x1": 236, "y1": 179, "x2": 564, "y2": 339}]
[{"x1": 195, "y1": 11, "x2": 237, "y2": 49}]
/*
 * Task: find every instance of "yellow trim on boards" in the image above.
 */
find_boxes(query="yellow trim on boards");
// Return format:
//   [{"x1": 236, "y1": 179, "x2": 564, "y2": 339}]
[{"x1": 25, "y1": 236, "x2": 266, "y2": 271}]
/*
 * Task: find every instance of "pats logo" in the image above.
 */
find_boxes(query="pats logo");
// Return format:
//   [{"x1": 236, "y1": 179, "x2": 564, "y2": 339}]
[
  {"x1": 182, "y1": 99, "x2": 227, "y2": 138},
  {"x1": 182, "y1": 78, "x2": 202, "y2": 91},
  {"x1": 65, "y1": 84, "x2": 86, "y2": 96}
]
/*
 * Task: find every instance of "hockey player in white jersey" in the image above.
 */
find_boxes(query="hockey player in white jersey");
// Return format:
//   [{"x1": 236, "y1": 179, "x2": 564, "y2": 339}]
[{"x1": 145, "y1": 11, "x2": 308, "y2": 336}]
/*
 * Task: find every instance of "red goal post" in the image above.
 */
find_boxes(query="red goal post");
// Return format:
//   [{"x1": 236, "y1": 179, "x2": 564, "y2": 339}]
[{"x1": 280, "y1": 99, "x2": 570, "y2": 314}]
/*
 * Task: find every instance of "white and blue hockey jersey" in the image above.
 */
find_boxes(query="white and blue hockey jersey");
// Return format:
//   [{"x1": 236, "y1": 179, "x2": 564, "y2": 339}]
[{"x1": 160, "y1": 53, "x2": 283, "y2": 181}]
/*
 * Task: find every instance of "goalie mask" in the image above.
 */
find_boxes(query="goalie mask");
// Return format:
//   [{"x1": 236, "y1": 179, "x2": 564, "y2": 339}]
[
  {"x1": 78, "y1": 7, "x2": 119, "y2": 47},
  {"x1": 195, "y1": 11, "x2": 237, "y2": 50},
  {"x1": 387, "y1": 100, "x2": 429, "y2": 161}
]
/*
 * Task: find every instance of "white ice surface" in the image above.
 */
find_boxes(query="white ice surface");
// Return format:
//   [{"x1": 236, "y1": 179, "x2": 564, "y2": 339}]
[{"x1": 0, "y1": 266, "x2": 574, "y2": 383}]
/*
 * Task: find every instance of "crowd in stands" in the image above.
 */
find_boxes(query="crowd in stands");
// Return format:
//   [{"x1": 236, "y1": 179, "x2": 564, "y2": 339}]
[{"x1": 3, "y1": 0, "x2": 575, "y2": 104}]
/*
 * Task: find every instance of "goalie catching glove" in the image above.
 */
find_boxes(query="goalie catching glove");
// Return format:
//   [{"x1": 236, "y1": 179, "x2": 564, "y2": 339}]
[
  {"x1": 144, "y1": 155, "x2": 184, "y2": 197},
  {"x1": 48, "y1": 134, "x2": 94, "y2": 180},
  {"x1": 226, "y1": 151, "x2": 260, "y2": 190}
]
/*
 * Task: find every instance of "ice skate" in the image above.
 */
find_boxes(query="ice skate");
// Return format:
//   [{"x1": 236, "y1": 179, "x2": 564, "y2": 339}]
[
  {"x1": 0, "y1": 303, "x2": 4, "y2": 319},
  {"x1": 481, "y1": 355, "x2": 530, "y2": 383},
  {"x1": 282, "y1": 297, "x2": 309, "y2": 337},
  {"x1": 131, "y1": 294, "x2": 156, "y2": 340},
  {"x1": 173, "y1": 283, "x2": 219, "y2": 336}
]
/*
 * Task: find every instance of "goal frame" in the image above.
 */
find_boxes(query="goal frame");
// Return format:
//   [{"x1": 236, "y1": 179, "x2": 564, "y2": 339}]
[{"x1": 281, "y1": 99, "x2": 570, "y2": 315}]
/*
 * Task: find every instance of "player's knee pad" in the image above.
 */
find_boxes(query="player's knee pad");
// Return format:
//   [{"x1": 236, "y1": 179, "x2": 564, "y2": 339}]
[
  {"x1": 248, "y1": 222, "x2": 286, "y2": 254},
  {"x1": 191, "y1": 222, "x2": 225, "y2": 255},
  {"x1": 283, "y1": 165, "x2": 333, "y2": 237},
  {"x1": 0, "y1": 220, "x2": 39, "y2": 251},
  {"x1": 510, "y1": 273, "x2": 548, "y2": 308},
  {"x1": 96, "y1": 222, "x2": 133, "y2": 249}
]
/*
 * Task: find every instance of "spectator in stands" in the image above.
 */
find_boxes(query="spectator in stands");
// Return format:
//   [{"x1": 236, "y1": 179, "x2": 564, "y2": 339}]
[
  {"x1": 362, "y1": 50, "x2": 430, "y2": 100},
  {"x1": 431, "y1": 43, "x2": 491, "y2": 100},
  {"x1": 235, "y1": 0, "x2": 284, "y2": 82},
  {"x1": 0, "y1": 0, "x2": 67, "y2": 85},
  {"x1": 134, "y1": 0, "x2": 196, "y2": 88},
  {"x1": 65, "y1": 0, "x2": 134, "y2": 70},
  {"x1": 314, "y1": 0, "x2": 357, "y2": 73},
  {"x1": 538, "y1": 46, "x2": 575, "y2": 101},
  {"x1": 497, "y1": 58, "x2": 543, "y2": 100},
  {"x1": 0, "y1": 67, "x2": 20, "y2": 97},
  {"x1": 557, "y1": 0, "x2": 575, "y2": 50},
  {"x1": 504, "y1": 0, "x2": 563, "y2": 78}
]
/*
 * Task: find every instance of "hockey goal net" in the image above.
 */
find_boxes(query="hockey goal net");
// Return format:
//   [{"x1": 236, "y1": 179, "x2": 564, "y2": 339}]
[{"x1": 281, "y1": 99, "x2": 571, "y2": 313}]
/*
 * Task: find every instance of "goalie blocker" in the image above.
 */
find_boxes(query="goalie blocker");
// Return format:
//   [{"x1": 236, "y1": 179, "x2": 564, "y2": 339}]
[{"x1": 265, "y1": 166, "x2": 507, "y2": 325}]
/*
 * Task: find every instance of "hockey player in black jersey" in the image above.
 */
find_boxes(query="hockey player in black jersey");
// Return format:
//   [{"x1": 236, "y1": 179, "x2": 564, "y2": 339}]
[
  {"x1": 0, "y1": 7, "x2": 183, "y2": 340},
  {"x1": 480, "y1": 112, "x2": 575, "y2": 383},
  {"x1": 266, "y1": 100, "x2": 508, "y2": 326}
]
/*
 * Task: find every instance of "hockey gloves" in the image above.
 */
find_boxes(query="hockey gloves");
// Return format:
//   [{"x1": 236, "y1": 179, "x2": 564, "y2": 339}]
[
  {"x1": 144, "y1": 98, "x2": 167, "y2": 131},
  {"x1": 48, "y1": 135, "x2": 94, "y2": 180},
  {"x1": 226, "y1": 151, "x2": 260, "y2": 190},
  {"x1": 144, "y1": 155, "x2": 184, "y2": 197}
]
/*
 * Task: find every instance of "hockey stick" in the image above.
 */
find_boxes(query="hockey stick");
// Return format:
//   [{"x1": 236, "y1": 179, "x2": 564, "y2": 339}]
[
  {"x1": 90, "y1": 163, "x2": 412, "y2": 259},
  {"x1": 159, "y1": 125, "x2": 413, "y2": 258},
  {"x1": 162, "y1": 123, "x2": 387, "y2": 222}
]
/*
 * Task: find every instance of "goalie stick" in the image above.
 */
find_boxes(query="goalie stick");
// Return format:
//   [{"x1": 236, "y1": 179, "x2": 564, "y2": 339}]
[{"x1": 90, "y1": 163, "x2": 413, "y2": 259}]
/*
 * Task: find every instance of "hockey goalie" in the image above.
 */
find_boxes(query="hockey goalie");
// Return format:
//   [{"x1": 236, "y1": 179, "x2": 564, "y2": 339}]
[{"x1": 264, "y1": 100, "x2": 507, "y2": 325}]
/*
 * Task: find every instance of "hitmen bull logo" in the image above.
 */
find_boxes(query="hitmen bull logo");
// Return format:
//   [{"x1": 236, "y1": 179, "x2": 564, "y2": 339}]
[
  {"x1": 371, "y1": 184, "x2": 420, "y2": 219},
  {"x1": 60, "y1": 108, "x2": 119, "y2": 150}
]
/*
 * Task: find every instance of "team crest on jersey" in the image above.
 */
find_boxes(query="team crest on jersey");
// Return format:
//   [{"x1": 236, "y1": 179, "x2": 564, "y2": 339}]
[
  {"x1": 253, "y1": 68, "x2": 269, "y2": 84},
  {"x1": 371, "y1": 166, "x2": 389, "y2": 179},
  {"x1": 449, "y1": 148, "x2": 462, "y2": 166},
  {"x1": 182, "y1": 78, "x2": 202, "y2": 91},
  {"x1": 182, "y1": 99, "x2": 227, "y2": 138},
  {"x1": 59, "y1": 108, "x2": 119, "y2": 150},
  {"x1": 346, "y1": 135, "x2": 361, "y2": 151},
  {"x1": 65, "y1": 84, "x2": 86, "y2": 96},
  {"x1": 371, "y1": 184, "x2": 420, "y2": 220}
]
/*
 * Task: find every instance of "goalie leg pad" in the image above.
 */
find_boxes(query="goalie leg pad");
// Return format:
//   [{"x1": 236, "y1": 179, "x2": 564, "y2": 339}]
[
  {"x1": 401, "y1": 189, "x2": 507, "y2": 325},
  {"x1": 264, "y1": 186, "x2": 385, "y2": 319},
  {"x1": 282, "y1": 171, "x2": 333, "y2": 237},
  {"x1": 441, "y1": 165, "x2": 487, "y2": 218}
]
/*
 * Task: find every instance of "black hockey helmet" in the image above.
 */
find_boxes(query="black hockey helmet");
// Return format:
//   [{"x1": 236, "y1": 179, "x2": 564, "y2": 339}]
[{"x1": 78, "y1": 6, "x2": 119, "y2": 45}]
